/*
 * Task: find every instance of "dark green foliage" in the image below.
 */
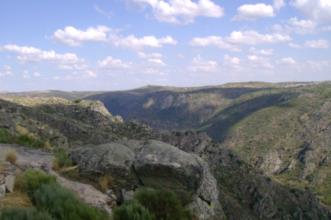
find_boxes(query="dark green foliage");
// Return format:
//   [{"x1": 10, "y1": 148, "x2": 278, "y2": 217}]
[
  {"x1": 33, "y1": 183, "x2": 108, "y2": 220},
  {"x1": 134, "y1": 188, "x2": 191, "y2": 220},
  {"x1": 0, "y1": 128, "x2": 13, "y2": 143},
  {"x1": 16, "y1": 169, "x2": 56, "y2": 197},
  {"x1": 112, "y1": 201, "x2": 154, "y2": 220},
  {"x1": 16, "y1": 135, "x2": 45, "y2": 148},
  {"x1": 54, "y1": 148, "x2": 72, "y2": 169},
  {"x1": 0, "y1": 207, "x2": 53, "y2": 220}
]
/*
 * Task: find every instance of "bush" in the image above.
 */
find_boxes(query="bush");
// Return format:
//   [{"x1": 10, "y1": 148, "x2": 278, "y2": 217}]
[
  {"x1": 52, "y1": 149, "x2": 72, "y2": 170},
  {"x1": 134, "y1": 188, "x2": 191, "y2": 220},
  {"x1": 5, "y1": 151, "x2": 17, "y2": 164},
  {"x1": 16, "y1": 135, "x2": 45, "y2": 149},
  {"x1": 0, "y1": 128, "x2": 12, "y2": 143},
  {"x1": 0, "y1": 207, "x2": 53, "y2": 220},
  {"x1": 33, "y1": 183, "x2": 108, "y2": 220},
  {"x1": 15, "y1": 169, "x2": 56, "y2": 196},
  {"x1": 112, "y1": 201, "x2": 154, "y2": 220}
]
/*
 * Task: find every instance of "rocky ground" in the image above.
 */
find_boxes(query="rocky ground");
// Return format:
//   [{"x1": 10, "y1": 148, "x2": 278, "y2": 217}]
[{"x1": 0, "y1": 144, "x2": 112, "y2": 214}]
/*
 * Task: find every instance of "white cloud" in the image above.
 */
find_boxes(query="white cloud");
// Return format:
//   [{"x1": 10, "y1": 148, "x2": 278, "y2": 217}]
[
  {"x1": 304, "y1": 39, "x2": 329, "y2": 48},
  {"x1": 138, "y1": 52, "x2": 166, "y2": 65},
  {"x1": 224, "y1": 55, "x2": 240, "y2": 65},
  {"x1": 289, "y1": 42, "x2": 302, "y2": 48},
  {"x1": 53, "y1": 26, "x2": 110, "y2": 46},
  {"x1": 247, "y1": 54, "x2": 274, "y2": 69},
  {"x1": 98, "y1": 56, "x2": 131, "y2": 69},
  {"x1": 190, "y1": 36, "x2": 240, "y2": 51},
  {"x1": 274, "y1": 17, "x2": 316, "y2": 35},
  {"x1": 189, "y1": 56, "x2": 219, "y2": 73},
  {"x1": 291, "y1": 0, "x2": 331, "y2": 23},
  {"x1": 273, "y1": 0, "x2": 285, "y2": 10},
  {"x1": 131, "y1": 0, "x2": 224, "y2": 24},
  {"x1": 279, "y1": 57, "x2": 297, "y2": 64},
  {"x1": 191, "y1": 31, "x2": 290, "y2": 51},
  {"x1": 249, "y1": 47, "x2": 274, "y2": 56},
  {"x1": 111, "y1": 35, "x2": 177, "y2": 50},
  {"x1": 226, "y1": 31, "x2": 291, "y2": 45},
  {"x1": 2, "y1": 44, "x2": 83, "y2": 65},
  {"x1": 235, "y1": 4, "x2": 275, "y2": 20},
  {"x1": 0, "y1": 65, "x2": 13, "y2": 77}
]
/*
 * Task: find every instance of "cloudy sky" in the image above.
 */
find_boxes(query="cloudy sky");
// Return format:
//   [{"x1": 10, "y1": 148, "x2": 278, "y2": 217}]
[{"x1": 0, "y1": 0, "x2": 330, "y2": 91}]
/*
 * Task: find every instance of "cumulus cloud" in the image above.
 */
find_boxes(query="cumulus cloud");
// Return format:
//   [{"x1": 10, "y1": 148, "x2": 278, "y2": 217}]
[
  {"x1": 291, "y1": 0, "x2": 331, "y2": 23},
  {"x1": 191, "y1": 30, "x2": 290, "y2": 51},
  {"x1": 98, "y1": 56, "x2": 131, "y2": 69},
  {"x1": 249, "y1": 47, "x2": 274, "y2": 56},
  {"x1": 189, "y1": 56, "x2": 219, "y2": 73},
  {"x1": 0, "y1": 65, "x2": 13, "y2": 77},
  {"x1": 234, "y1": 0, "x2": 285, "y2": 20},
  {"x1": 111, "y1": 35, "x2": 177, "y2": 50},
  {"x1": 224, "y1": 55, "x2": 240, "y2": 65},
  {"x1": 138, "y1": 52, "x2": 165, "y2": 66},
  {"x1": 304, "y1": 39, "x2": 329, "y2": 48},
  {"x1": 2, "y1": 44, "x2": 83, "y2": 64},
  {"x1": 273, "y1": 0, "x2": 286, "y2": 10},
  {"x1": 190, "y1": 36, "x2": 240, "y2": 51},
  {"x1": 235, "y1": 4, "x2": 275, "y2": 20},
  {"x1": 273, "y1": 17, "x2": 316, "y2": 35},
  {"x1": 53, "y1": 26, "x2": 110, "y2": 46},
  {"x1": 247, "y1": 54, "x2": 274, "y2": 69},
  {"x1": 279, "y1": 57, "x2": 297, "y2": 64},
  {"x1": 131, "y1": 0, "x2": 224, "y2": 24}
]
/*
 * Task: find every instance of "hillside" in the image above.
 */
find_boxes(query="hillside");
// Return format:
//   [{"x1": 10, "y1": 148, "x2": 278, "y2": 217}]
[
  {"x1": 0, "y1": 93, "x2": 330, "y2": 219},
  {"x1": 88, "y1": 82, "x2": 331, "y2": 207}
]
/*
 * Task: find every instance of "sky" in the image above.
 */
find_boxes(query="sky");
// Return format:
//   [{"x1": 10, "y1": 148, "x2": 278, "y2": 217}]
[{"x1": 0, "y1": 0, "x2": 330, "y2": 91}]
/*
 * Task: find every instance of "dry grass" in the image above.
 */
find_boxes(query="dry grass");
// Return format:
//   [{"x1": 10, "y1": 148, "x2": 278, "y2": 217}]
[
  {"x1": 0, "y1": 192, "x2": 32, "y2": 209},
  {"x1": 98, "y1": 175, "x2": 113, "y2": 192},
  {"x1": 5, "y1": 151, "x2": 17, "y2": 164}
]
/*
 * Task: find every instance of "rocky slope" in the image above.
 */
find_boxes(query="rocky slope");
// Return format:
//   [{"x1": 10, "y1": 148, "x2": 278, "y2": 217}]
[
  {"x1": 89, "y1": 82, "x2": 331, "y2": 207},
  {"x1": 0, "y1": 88, "x2": 331, "y2": 219}
]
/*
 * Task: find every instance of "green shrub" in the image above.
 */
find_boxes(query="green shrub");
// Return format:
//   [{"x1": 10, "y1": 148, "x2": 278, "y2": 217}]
[
  {"x1": 134, "y1": 188, "x2": 191, "y2": 220},
  {"x1": 16, "y1": 135, "x2": 45, "y2": 148},
  {"x1": 0, "y1": 128, "x2": 12, "y2": 143},
  {"x1": 15, "y1": 169, "x2": 56, "y2": 196},
  {"x1": 0, "y1": 207, "x2": 53, "y2": 220},
  {"x1": 112, "y1": 201, "x2": 154, "y2": 220},
  {"x1": 33, "y1": 183, "x2": 108, "y2": 220},
  {"x1": 53, "y1": 149, "x2": 72, "y2": 170}
]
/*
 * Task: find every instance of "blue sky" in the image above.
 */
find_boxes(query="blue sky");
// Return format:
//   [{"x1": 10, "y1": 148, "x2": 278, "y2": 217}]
[{"x1": 0, "y1": 0, "x2": 330, "y2": 91}]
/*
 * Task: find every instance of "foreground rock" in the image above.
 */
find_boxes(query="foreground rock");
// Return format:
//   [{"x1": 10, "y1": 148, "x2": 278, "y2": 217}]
[
  {"x1": 0, "y1": 144, "x2": 113, "y2": 214},
  {"x1": 70, "y1": 140, "x2": 225, "y2": 219}
]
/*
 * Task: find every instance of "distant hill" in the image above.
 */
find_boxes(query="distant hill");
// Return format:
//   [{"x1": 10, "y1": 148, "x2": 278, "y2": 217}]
[{"x1": 88, "y1": 81, "x2": 331, "y2": 206}]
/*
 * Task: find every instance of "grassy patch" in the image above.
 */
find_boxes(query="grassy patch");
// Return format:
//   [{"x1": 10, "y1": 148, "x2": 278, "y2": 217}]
[
  {"x1": 5, "y1": 151, "x2": 17, "y2": 164},
  {"x1": 52, "y1": 149, "x2": 72, "y2": 171},
  {"x1": 112, "y1": 201, "x2": 153, "y2": 220},
  {"x1": 0, "y1": 207, "x2": 53, "y2": 220},
  {"x1": 112, "y1": 188, "x2": 191, "y2": 220},
  {"x1": 11, "y1": 169, "x2": 110, "y2": 220},
  {"x1": 0, "y1": 192, "x2": 32, "y2": 209},
  {"x1": 0, "y1": 128, "x2": 13, "y2": 144},
  {"x1": 16, "y1": 135, "x2": 45, "y2": 149}
]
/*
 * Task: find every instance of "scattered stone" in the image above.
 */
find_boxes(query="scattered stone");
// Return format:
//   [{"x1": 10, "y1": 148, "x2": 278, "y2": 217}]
[{"x1": 5, "y1": 175, "x2": 15, "y2": 193}]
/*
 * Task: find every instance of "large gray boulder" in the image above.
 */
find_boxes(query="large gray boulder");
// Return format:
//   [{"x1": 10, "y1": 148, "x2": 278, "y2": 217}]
[
  {"x1": 70, "y1": 142, "x2": 136, "y2": 188},
  {"x1": 133, "y1": 140, "x2": 204, "y2": 202}
]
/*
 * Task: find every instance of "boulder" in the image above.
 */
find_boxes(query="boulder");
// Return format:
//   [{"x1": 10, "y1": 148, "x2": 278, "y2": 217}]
[
  {"x1": 133, "y1": 140, "x2": 203, "y2": 202},
  {"x1": 5, "y1": 175, "x2": 15, "y2": 193},
  {"x1": 70, "y1": 142, "x2": 136, "y2": 189}
]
